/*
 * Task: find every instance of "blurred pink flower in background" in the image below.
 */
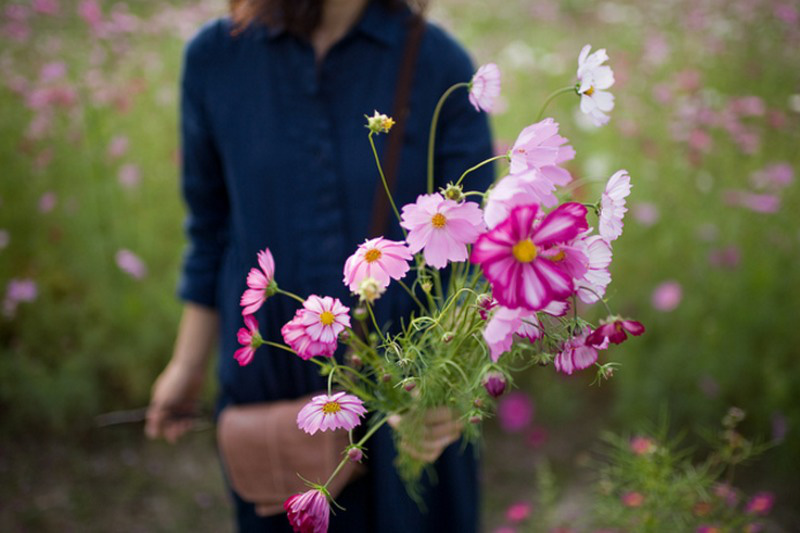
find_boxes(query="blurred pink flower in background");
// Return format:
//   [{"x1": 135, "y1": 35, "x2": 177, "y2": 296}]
[
  {"x1": 107, "y1": 134, "x2": 129, "y2": 158},
  {"x1": 750, "y1": 163, "x2": 793, "y2": 191},
  {"x1": 505, "y1": 502, "x2": 532, "y2": 523},
  {"x1": 714, "y1": 483, "x2": 738, "y2": 507},
  {"x1": 525, "y1": 425, "x2": 548, "y2": 448},
  {"x1": 774, "y1": 3, "x2": 798, "y2": 24},
  {"x1": 651, "y1": 280, "x2": 682, "y2": 312},
  {"x1": 38, "y1": 191, "x2": 57, "y2": 213},
  {"x1": 643, "y1": 33, "x2": 670, "y2": 66},
  {"x1": 3, "y1": 278, "x2": 38, "y2": 318},
  {"x1": 772, "y1": 412, "x2": 788, "y2": 443},
  {"x1": 118, "y1": 163, "x2": 141, "y2": 188},
  {"x1": 708, "y1": 246, "x2": 740, "y2": 269},
  {"x1": 498, "y1": 391, "x2": 534, "y2": 433},
  {"x1": 78, "y1": 0, "x2": 102, "y2": 29},
  {"x1": 115, "y1": 249, "x2": 147, "y2": 279},
  {"x1": 39, "y1": 61, "x2": 66, "y2": 83},
  {"x1": 630, "y1": 436, "x2": 656, "y2": 455},
  {"x1": 492, "y1": 527, "x2": 517, "y2": 533},
  {"x1": 621, "y1": 491, "x2": 644, "y2": 508},
  {"x1": 730, "y1": 96, "x2": 765, "y2": 117},
  {"x1": 745, "y1": 492, "x2": 775, "y2": 515},
  {"x1": 0, "y1": 229, "x2": 9, "y2": 250},
  {"x1": 688, "y1": 129, "x2": 713, "y2": 153},
  {"x1": 631, "y1": 202, "x2": 660, "y2": 226},
  {"x1": 33, "y1": 0, "x2": 60, "y2": 16},
  {"x1": 723, "y1": 190, "x2": 780, "y2": 213}
]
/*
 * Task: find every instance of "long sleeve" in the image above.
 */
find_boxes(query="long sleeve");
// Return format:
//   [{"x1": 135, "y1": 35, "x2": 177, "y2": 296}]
[{"x1": 176, "y1": 31, "x2": 230, "y2": 309}]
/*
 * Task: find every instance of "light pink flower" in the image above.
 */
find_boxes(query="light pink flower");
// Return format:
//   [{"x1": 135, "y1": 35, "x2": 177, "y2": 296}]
[
  {"x1": 281, "y1": 310, "x2": 337, "y2": 360},
  {"x1": 78, "y1": 0, "x2": 102, "y2": 28},
  {"x1": 234, "y1": 315, "x2": 262, "y2": 366},
  {"x1": 484, "y1": 170, "x2": 559, "y2": 229},
  {"x1": 400, "y1": 193, "x2": 485, "y2": 269},
  {"x1": 509, "y1": 118, "x2": 575, "y2": 185},
  {"x1": 554, "y1": 327, "x2": 600, "y2": 375},
  {"x1": 107, "y1": 135, "x2": 129, "y2": 158},
  {"x1": 498, "y1": 391, "x2": 534, "y2": 433},
  {"x1": 39, "y1": 62, "x2": 66, "y2": 83},
  {"x1": 296, "y1": 391, "x2": 367, "y2": 434},
  {"x1": 343, "y1": 237, "x2": 412, "y2": 292},
  {"x1": 577, "y1": 45, "x2": 615, "y2": 126},
  {"x1": 284, "y1": 489, "x2": 330, "y2": 533},
  {"x1": 469, "y1": 63, "x2": 501, "y2": 113},
  {"x1": 33, "y1": 0, "x2": 60, "y2": 15},
  {"x1": 240, "y1": 248, "x2": 275, "y2": 316},
  {"x1": 471, "y1": 203, "x2": 588, "y2": 311},
  {"x1": 3, "y1": 278, "x2": 38, "y2": 318},
  {"x1": 723, "y1": 190, "x2": 780, "y2": 213},
  {"x1": 118, "y1": 163, "x2": 141, "y2": 188},
  {"x1": 483, "y1": 301, "x2": 567, "y2": 361},
  {"x1": 632, "y1": 202, "x2": 660, "y2": 226},
  {"x1": 750, "y1": 163, "x2": 793, "y2": 191},
  {"x1": 575, "y1": 235, "x2": 612, "y2": 304},
  {"x1": 299, "y1": 295, "x2": 350, "y2": 344},
  {"x1": 651, "y1": 281, "x2": 682, "y2": 312},
  {"x1": 599, "y1": 170, "x2": 631, "y2": 242},
  {"x1": 38, "y1": 191, "x2": 57, "y2": 213},
  {"x1": 115, "y1": 249, "x2": 147, "y2": 279}
]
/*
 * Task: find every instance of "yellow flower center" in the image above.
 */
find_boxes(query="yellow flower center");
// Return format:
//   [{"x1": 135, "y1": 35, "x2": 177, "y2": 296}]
[
  {"x1": 550, "y1": 250, "x2": 566, "y2": 262},
  {"x1": 431, "y1": 213, "x2": 447, "y2": 228},
  {"x1": 322, "y1": 401, "x2": 341, "y2": 415},
  {"x1": 512, "y1": 240, "x2": 538, "y2": 263},
  {"x1": 584, "y1": 86, "x2": 595, "y2": 96},
  {"x1": 364, "y1": 248, "x2": 382, "y2": 263},
  {"x1": 319, "y1": 311, "x2": 335, "y2": 326}
]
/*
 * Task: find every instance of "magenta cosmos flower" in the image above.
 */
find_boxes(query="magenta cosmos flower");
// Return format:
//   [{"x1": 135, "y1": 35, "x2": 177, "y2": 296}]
[
  {"x1": 296, "y1": 391, "x2": 367, "y2": 435},
  {"x1": 281, "y1": 309, "x2": 337, "y2": 360},
  {"x1": 554, "y1": 326, "x2": 602, "y2": 375},
  {"x1": 234, "y1": 315, "x2": 263, "y2": 366},
  {"x1": 471, "y1": 203, "x2": 589, "y2": 311},
  {"x1": 468, "y1": 63, "x2": 501, "y2": 113},
  {"x1": 509, "y1": 118, "x2": 575, "y2": 185},
  {"x1": 599, "y1": 170, "x2": 632, "y2": 242},
  {"x1": 284, "y1": 489, "x2": 330, "y2": 533},
  {"x1": 299, "y1": 295, "x2": 350, "y2": 343},
  {"x1": 586, "y1": 316, "x2": 645, "y2": 346},
  {"x1": 240, "y1": 248, "x2": 275, "y2": 315},
  {"x1": 343, "y1": 237, "x2": 412, "y2": 292},
  {"x1": 400, "y1": 193, "x2": 485, "y2": 269}
]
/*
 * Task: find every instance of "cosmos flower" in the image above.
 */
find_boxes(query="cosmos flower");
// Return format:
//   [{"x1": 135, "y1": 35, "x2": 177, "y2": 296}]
[
  {"x1": 586, "y1": 317, "x2": 645, "y2": 346},
  {"x1": 234, "y1": 315, "x2": 263, "y2": 366},
  {"x1": 554, "y1": 326, "x2": 601, "y2": 375},
  {"x1": 599, "y1": 170, "x2": 632, "y2": 242},
  {"x1": 468, "y1": 63, "x2": 501, "y2": 113},
  {"x1": 284, "y1": 489, "x2": 330, "y2": 533},
  {"x1": 575, "y1": 235, "x2": 612, "y2": 304},
  {"x1": 576, "y1": 44, "x2": 615, "y2": 126},
  {"x1": 508, "y1": 118, "x2": 575, "y2": 185},
  {"x1": 343, "y1": 237, "x2": 412, "y2": 292},
  {"x1": 281, "y1": 309, "x2": 337, "y2": 361},
  {"x1": 299, "y1": 295, "x2": 350, "y2": 344},
  {"x1": 483, "y1": 170, "x2": 559, "y2": 229},
  {"x1": 296, "y1": 391, "x2": 367, "y2": 435},
  {"x1": 240, "y1": 248, "x2": 275, "y2": 316}
]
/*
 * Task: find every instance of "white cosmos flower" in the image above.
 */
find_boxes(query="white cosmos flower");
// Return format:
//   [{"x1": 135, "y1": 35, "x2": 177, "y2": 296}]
[{"x1": 576, "y1": 44, "x2": 615, "y2": 126}]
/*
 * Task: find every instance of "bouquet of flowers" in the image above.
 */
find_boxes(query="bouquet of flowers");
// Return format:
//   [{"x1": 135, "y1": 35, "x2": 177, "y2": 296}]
[{"x1": 234, "y1": 44, "x2": 644, "y2": 532}]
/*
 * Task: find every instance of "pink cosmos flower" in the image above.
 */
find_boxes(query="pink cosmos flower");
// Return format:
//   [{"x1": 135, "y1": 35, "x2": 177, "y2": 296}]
[
  {"x1": 284, "y1": 489, "x2": 330, "y2": 533},
  {"x1": 577, "y1": 45, "x2": 615, "y2": 126},
  {"x1": 575, "y1": 235, "x2": 612, "y2": 304},
  {"x1": 343, "y1": 237, "x2": 412, "y2": 292},
  {"x1": 651, "y1": 280, "x2": 682, "y2": 312},
  {"x1": 296, "y1": 391, "x2": 367, "y2": 434},
  {"x1": 483, "y1": 170, "x2": 559, "y2": 229},
  {"x1": 622, "y1": 491, "x2": 644, "y2": 508},
  {"x1": 632, "y1": 202, "x2": 660, "y2": 226},
  {"x1": 508, "y1": 118, "x2": 575, "y2": 185},
  {"x1": 234, "y1": 315, "x2": 262, "y2": 366},
  {"x1": 118, "y1": 163, "x2": 141, "y2": 188},
  {"x1": 586, "y1": 317, "x2": 645, "y2": 346},
  {"x1": 299, "y1": 295, "x2": 350, "y2": 344},
  {"x1": 505, "y1": 502, "x2": 532, "y2": 523},
  {"x1": 599, "y1": 170, "x2": 631, "y2": 242},
  {"x1": 400, "y1": 193, "x2": 485, "y2": 269},
  {"x1": 750, "y1": 163, "x2": 793, "y2": 191},
  {"x1": 281, "y1": 309, "x2": 337, "y2": 360},
  {"x1": 38, "y1": 191, "x2": 57, "y2": 213},
  {"x1": 630, "y1": 436, "x2": 656, "y2": 455},
  {"x1": 115, "y1": 249, "x2": 147, "y2": 279},
  {"x1": 107, "y1": 134, "x2": 129, "y2": 158},
  {"x1": 39, "y1": 62, "x2": 66, "y2": 83},
  {"x1": 471, "y1": 203, "x2": 589, "y2": 311},
  {"x1": 469, "y1": 63, "x2": 501, "y2": 113},
  {"x1": 482, "y1": 300, "x2": 567, "y2": 361},
  {"x1": 498, "y1": 391, "x2": 534, "y2": 432},
  {"x1": 554, "y1": 327, "x2": 601, "y2": 375},
  {"x1": 746, "y1": 492, "x2": 775, "y2": 515},
  {"x1": 33, "y1": 0, "x2": 60, "y2": 16},
  {"x1": 240, "y1": 248, "x2": 275, "y2": 315},
  {"x1": 723, "y1": 190, "x2": 780, "y2": 213},
  {"x1": 3, "y1": 278, "x2": 37, "y2": 317}
]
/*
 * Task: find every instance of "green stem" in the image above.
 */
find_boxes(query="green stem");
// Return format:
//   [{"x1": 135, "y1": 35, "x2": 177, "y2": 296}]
[
  {"x1": 427, "y1": 82, "x2": 469, "y2": 193},
  {"x1": 396, "y1": 279, "x2": 426, "y2": 312},
  {"x1": 276, "y1": 288, "x2": 306, "y2": 305},
  {"x1": 536, "y1": 85, "x2": 577, "y2": 122},
  {"x1": 365, "y1": 303, "x2": 386, "y2": 344},
  {"x1": 455, "y1": 154, "x2": 507, "y2": 187},
  {"x1": 324, "y1": 415, "x2": 390, "y2": 489},
  {"x1": 368, "y1": 131, "x2": 405, "y2": 234},
  {"x1": 262, "y1": 340, "x2": 297, "y2": 355}
]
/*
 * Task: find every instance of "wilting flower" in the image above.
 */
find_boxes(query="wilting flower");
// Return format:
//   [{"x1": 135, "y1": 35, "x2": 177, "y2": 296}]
[
  {"x1": 471, "y1": 203, "x2": 589, "y2": 311},
  {"x1": 299, "y1": 295, "x2": 350, "y2": 344},
  {"x1": 234, "y1": 315, "x2": 263, "y2": 366},
  {"x1": 357, "y1": 277, "x2": 385, "y2": 304},
  {"x1": 296, "y1": 391, "x2": 367, "y2": 434},
  {"x1": 482, "y1": 371, "x2": 507, "y2": 398},
  {"x1": 586, "y1": 317, "x2": 645, "y2": 346},
  {"x1": 554, "y1": 327, "x2": 601, "y2": 375},
  {"x1": 281, "y1": 309, "x2": 337, "y2": 360},
  {"x1": 508, "y1": 118, "x2": 575, "y2": 185},
  {"x1": 343, "y1": 237, "x2": 412, "y2": 292},
  {"x1": 576, "y1": 44, "x2": 615, "y2": 126},
  {"x1": 746, "y1": 492, "x2": 775, "y2": 515},
  {"x1": 469, "y1": 63, "x2": 501, "y2": 113},
  {"x1": 400, "y1": 193, "x2": 485, "y2": 269},
  {"x1": 599, "y1": 170, "x2": 631, "y2": 242},
  {"x1": 651, "y1": 280, "x2": 682, "y2": 312},
  {"x1": 115, "y1": 249, "x2": 147, "y2": 279},
  {"x1": 366, "y1": 110, "x2": 394, "y2": 134},
  {"x1": 240, "y1": 248, "x2": 276, "y2": 315},
  {"x1": 284, "y1": 489, "x2": 330, "y2": 533},
  {"x1": 575, "y1": 235, "x2": 612, "y2": 304}
]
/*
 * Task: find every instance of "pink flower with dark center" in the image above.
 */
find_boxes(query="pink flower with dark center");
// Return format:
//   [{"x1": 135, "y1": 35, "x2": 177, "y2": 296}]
[
  {"x1": 508, "y1": 118, "x2": 575, "y2": 186},
  {"x1": 471, "y1": 203, "x2": 588, "y2": 311},
  {"x1": 746, "y1": 492, "x2": 775, "y2": 515},
  {"x1": 469, "y1": 63, "x2": 501, "y2": 113},
  {"x1": 483, "y1": 170, "x2": 559, "y2": 229},
  {"x1": 400, "y1": 193, "x2": 485, "y2": 269},
  {"x1": 240, "y1": 248, "x2": 275, "y2": 316},
  {"x1": 299, "y1": 295, "x2": 350, "y2": 344},
  {"x1": 343, "y1": 237, "x2": 412, "y2": 292},
  {"x1": 575, "y1": 235, "x2": 612, "y2": 304},
  {"x1": 281, "y1": 309, "x2": 337, "y2": 360},
  {"x1": 554, "y1": 327, "x2": 601, "y2": 375},
  {"x1": 296, "y1": 391, "x2": 367, "y2": 434},
  {"x1": 498, "y1": 391, "x2": 534, "y2": 432},
  {"x1": 234, "y1": 315, "x2": 263, "y2": 366},
  {"x1": 599, "y1": 170, "x2": 631, "y2": 242},
  {"x1": 115, "y1": 249, "x2": 147, "y2": 279},
  {"x1": 284, "y1": 489, "x2": 330, "y2": 533},
  {"x1": 577, "y1": 45, "x2": 615, "y2": 126},
  {"x1": 586, "y1": 317, "x2": 645, "y2": 346},
  {"x1": 652, "y1": 280, "x2": 682, "y2": 312}
]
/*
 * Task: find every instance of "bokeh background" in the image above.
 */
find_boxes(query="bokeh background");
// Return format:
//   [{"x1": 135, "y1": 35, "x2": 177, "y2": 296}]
[{"x1": 1, "y1": 0, "x2": 798, "y2": 531}]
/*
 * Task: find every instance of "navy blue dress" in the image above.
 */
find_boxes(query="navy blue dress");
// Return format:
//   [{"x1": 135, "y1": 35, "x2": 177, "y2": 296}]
[{"x1": 177, "y1": 2, "x2": 494, "y2": 531}]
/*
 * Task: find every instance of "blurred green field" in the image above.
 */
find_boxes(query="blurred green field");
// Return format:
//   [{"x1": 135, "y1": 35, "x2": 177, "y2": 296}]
[{"x1": 1, "y1": 0, "x2": 799, "y2": 530}]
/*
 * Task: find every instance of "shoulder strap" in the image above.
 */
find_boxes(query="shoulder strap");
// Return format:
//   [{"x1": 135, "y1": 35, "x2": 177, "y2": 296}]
[{"x1": 367, "y1": 13, "x2": 426, "y2": 238}]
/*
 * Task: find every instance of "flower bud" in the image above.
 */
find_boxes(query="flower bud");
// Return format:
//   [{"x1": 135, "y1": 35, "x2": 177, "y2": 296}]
[
  {"x1": 348, "y1": 353, "x2": 363, "y2": 368},
  {"x1": 420, "y1": 280, "x2": 433, "y2": 294},
  {"x1": 381, "y1": 373, "x2": 392, "y2": 383},
  {"x1": 357, "y1": 276, "x2": 385, "y2": 304},
  {"x1": 482, "y1": 371, "x2": 507, "y2": 398},
  {"x1": 403, "y1": 379, "x2": 416, "y2": 392},
  {"x1": 338, "y1": 330, "x2": 350, "y2": 343},
  {"x1": 365, "y1": 110, "x2": 395, "y2": 134},
  {"x1": 347, "y1": 447, "x2": 363, "y2": 463},
  {"x1": 441, "y1": 331, "x2": 455, "y2": 343},
  {"x1": 469, "y1": 414, "x2": 482, "y2": 425},
  {"x1": 353, "y1": 306, "x2": 368, "y2": 321},
  {"x1": 442, "y1": 182, "x2": 465, "y2": 202}
]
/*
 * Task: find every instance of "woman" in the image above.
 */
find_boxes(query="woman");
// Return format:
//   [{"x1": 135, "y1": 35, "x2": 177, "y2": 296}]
[{"x1": 146, "y1": 0, "x2": 494, "y2": 530}]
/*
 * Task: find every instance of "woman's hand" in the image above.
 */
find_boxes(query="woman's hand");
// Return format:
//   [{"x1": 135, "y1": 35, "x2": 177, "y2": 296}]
[
  {"x1": 388, "y1": 407, "x2": 464, "y2": 463},
  {"x1": 145, "y1": 361, "x2": 205, "y2": 443}
]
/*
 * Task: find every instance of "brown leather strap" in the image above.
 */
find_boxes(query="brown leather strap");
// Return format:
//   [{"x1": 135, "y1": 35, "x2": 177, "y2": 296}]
[{"x1": 367, "y1": 13, "x2": 426, "y2": 238}]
